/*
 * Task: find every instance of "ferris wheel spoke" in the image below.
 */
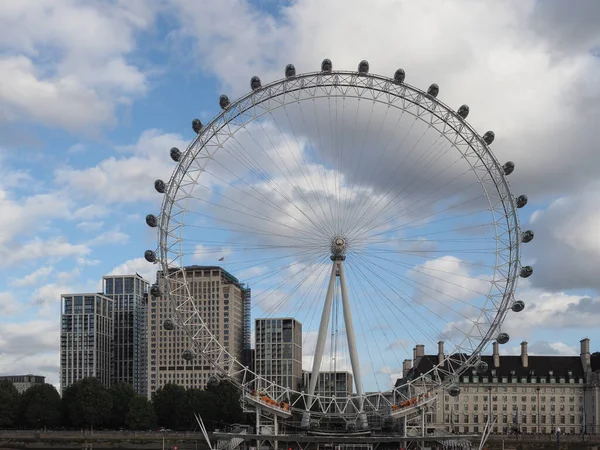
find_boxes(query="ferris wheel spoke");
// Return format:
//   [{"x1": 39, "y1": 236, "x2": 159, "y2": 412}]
[
  {"x1": 342, "y1": 108, "x2": 410, "y2": 235},
  {"x1": 353, "y1": 250, "x2": 492, "y2": 285},
  {"x1": 345, "y1": 256, "x2": 454, "y2": 349},
  {"x1": 352, "y1": 170, "x2": 481, "y2": 241},
  {"x1": 352, "y1": 250, "x2": 490, "y2": 310},
  {"x1": 349, "y1": 138, "x2": 460, "y2": 238},
  {"x1": 338, "y1": 98, "x2": 379, "y2": 232},
  {"x1": 219, "y1": 122, "x2": 333, "y2": 238},
  {"x1": 345, "y1": 120, "x2": 445, "y2": 235},
  {"x1": 260, "y1": 256, "x2": 330, "y2": 318},
  {"x1": 278, "y1": 104, "x2": 336, "y2": 235},
  {"x1": 193, "y1": 155, "x2": 326, "y2": 239},
  {"x1": 346, "y1": 263, "x2": 408, "y2": 381},
  {"x1": 261, "y1": 110, "x2": 336, "y2": 237}
]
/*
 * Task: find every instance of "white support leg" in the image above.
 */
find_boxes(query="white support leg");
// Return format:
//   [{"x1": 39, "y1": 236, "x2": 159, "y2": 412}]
[
  {"x1": 256, "y1": 409, "x2": 261, "y2": 450},
  {"x1": 338, "y1": 261, "x2": 367, "y2": 429},
  {"x1": 302, "y1": 261, "x2": 338, "y2": 427},
  {"x1": 273, "y1": 415, "x2": 278, "y2": 450}
]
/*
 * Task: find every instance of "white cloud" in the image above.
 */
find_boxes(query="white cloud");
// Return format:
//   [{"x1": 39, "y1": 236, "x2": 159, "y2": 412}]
[
  {"x1": 72, "y1": 204, "x2": 109, "y2": 220},
  {"x1": 525, "y1": 182, "x2": 600, "y2": 291},
  {"x1": 88, "y1": 229, "x2": 130, "y2": 246},
  {"x1": 0, "y1": 292, "x2": 20, "y2": 316},
  {"x1": 409, "y1": 256, "x2": 490, "y2": 307},
  {"x1": 76, "y1": 221, "x2": 105, "y2": 232},
  {"x1": 109, "y1": 257, "x2": 158, "y2": 284},
  {"x1": 54, "y1": 129, "x2": 188, "y2": 204},
  {"x1": 503, "y1": 341, "x2": 578, "y2": 357},
  {"x1": 0, "y1": 189, "x2": 71, "y2": 246},
  {"x1": 0, "y1": 0, "x2": 159, "y2": 132},
  {"x1": 168, "y1": 0, "x2": 600, "y2": 198},
  {"x1": 0, "y1": 236, "x2": 90, "y2": 267},
  {"x1": 0, "y1": 319, "x2": 60, "y2": 386},
  {"x1": 11, "y1": 266, "x2": 53, "y2": 287}
]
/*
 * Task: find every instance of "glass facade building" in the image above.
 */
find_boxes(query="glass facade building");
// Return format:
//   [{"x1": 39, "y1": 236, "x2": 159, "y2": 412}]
[
  {"x1": 103, "y1": 274, "x2": 149, "y2": 396},
  {"x1": 60, "y1": 293, "x2": 113, "y2": 394}
]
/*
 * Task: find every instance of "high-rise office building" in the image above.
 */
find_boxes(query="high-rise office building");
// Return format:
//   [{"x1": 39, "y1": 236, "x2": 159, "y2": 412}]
[
  {"x1": 0, "y1": 375, "x2": 45, "y2": 394},
  {"x1": 102, "y1": 274, "x2": 149, "y2": 396},
  {"x1": 148, "y1": 266, "x2": 247, "y2": 397},
  {"x1": 255, "y1": 318, "x2": 302, "y2": 396},
  {"x1": 60, "y1": 293, "x2": 113, "y2": 394},
  {"x1": 302, "y1": 370, "x2": 354, "y2": 398}
]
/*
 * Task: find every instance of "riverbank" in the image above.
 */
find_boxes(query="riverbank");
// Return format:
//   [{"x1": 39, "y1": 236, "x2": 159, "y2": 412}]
[
  {"x1": 0, "y1": 431, "x2": 209, "y2": 450},
  {"x1": 1, "y1": 431, "x2": 599, "y2": 450}
]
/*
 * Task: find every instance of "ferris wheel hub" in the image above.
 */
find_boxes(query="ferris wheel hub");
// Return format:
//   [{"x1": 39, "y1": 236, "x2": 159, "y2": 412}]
[{"x1": 330, "y1": 236, "x2": 347, "y2": 259}]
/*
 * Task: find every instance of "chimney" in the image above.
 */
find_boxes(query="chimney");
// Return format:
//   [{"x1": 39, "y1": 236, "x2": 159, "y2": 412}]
[
  {"x1": 521, "y1": 341, "x2": 528, "y2": 368},
  {"x1": 438, "y1": 341, "x2": 445, "y2": 365},
  {"x1": 493, "y1": 341, "x2": 500, "y2": 368},
  {"x1": 402, "y1": 359, "x2": 412, "y2": 378},
  {"x1": 413, "y1": 347, "x2": 417, "y2": 367},
  {"x1": 415, "y1": 344, "x2": 425, "y2": 367},
  {"x1": 581, "y1": 338, "x2": 591, "y2": 371}
]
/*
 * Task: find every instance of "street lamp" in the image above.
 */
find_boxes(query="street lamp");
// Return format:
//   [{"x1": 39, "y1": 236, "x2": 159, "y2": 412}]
[{"x1": 556, "y1": 427, "x2": 561, "y2": 450}]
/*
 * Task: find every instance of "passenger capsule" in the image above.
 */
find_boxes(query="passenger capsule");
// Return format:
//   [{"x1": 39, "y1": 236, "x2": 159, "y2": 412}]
[
  {"x1": 516, "y1": 195, "x2": 528, "y2": 208},
  {"x1": 475, "y1": 360, "x2": 488, "y2": 374},
  {"x1": 182, "y1": 349, "x2": 196, "y2": 361},
  {"x1": 250, "y1": 76, "x2": 261, "y2": 90},
  {"x1": 144, "y1": 250, "x2": 156, "y2": 263},
  {"x1": 497, "y1": 333, "x2": 510, "y2": 345},
  {"x1": 150, "y1": 284, "x2": 160, "y2": 297},
  {"x1": 483, "y1": 131, "x2": 495, "y2": 145},
  {"x1": 219, "y1": 95, "x2": 230, "y2": 110},
  {"x1": 207, "y1": 375, "x2": 221, "y2": 388},
  {"x1": 394, "y1": 69, "x2": 406, "y2": 84},
  {"x1": 457, "y1": 105, "x2": 470, "y2": 119},
  {"x1": 448, "y1": 386, "x2": 461, "y2": 397},
  {"x1": 521, "y1": 230, "x2": 534, "y2": 243},
  {"x1": 358, "y1": 60, "x2": 369, "y2": 74},
  {"x1": 427, "y1": 84, "x2": 439, "y2": 98},
  {"x1": 321, "y1": 58, "x2": 332, "y2": 73},
  {"x1": 511, "y1": 300, "x2": 525, "y2": 312},
  {"x1": 285, "y1": 64, "x2": 296, "y2": 78},
  {"x1": 170, "y1": 147, "x2": 182, "y2": 162},
  {"x1": 192, "y1": 119, "x2": 203, "y2": 134},
  {"x1": 145, "y1": 214, "x2": 158, "y2": 228},
  {"x1": 154, "y1": 179, "x2": 166, "y2": 194},
  {"x1": 163, "y1": 319, "x2": 175, "y2": 331},
  {"x1": 520, "y1": 266, "x2": 533, "y2": 278},
  {"x1": 503, "y1": 161, "x2": 515, "y2": 176}
]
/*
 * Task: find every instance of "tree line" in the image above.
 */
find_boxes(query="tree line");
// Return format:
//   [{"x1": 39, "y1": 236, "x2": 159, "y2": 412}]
[{"x1": 0, "y1": 378, "x2": 246, "y2": 431}]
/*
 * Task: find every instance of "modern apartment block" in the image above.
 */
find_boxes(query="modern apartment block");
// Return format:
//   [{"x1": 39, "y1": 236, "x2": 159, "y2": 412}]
[
  {"x1": 302, "y1": 370, "x2": 354, "y2": 398},
  {"x1": 0, "y1": 374, "x2": 45, "y2": 393},
  {"x1": 60, "y1": 293, "x2": 113, "y2": 394},
  {"x1": 255, "y1": 318, "x2": 302, "y2": 396},
  {"x1": 148, "y1": 266, "x2": 247, "y2": 397},
  {"x1": 102, "y1": 274, "x2": 149, "y2": 396},
  {"x1": 397, "y1": 338, "x2": 600, "y2": 435}
]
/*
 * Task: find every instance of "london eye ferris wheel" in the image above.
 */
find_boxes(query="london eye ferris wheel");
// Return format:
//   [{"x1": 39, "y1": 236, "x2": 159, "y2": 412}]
[{"x1": 144, "y1": 59, "x2": 533, "y2": 426}]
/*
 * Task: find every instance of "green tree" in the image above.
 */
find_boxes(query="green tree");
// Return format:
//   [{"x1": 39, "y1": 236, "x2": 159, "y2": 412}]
[
  {"x1": 66, "y1": 378, "x2": 112, "y2": 430},
  {"x1": 0, "y1": 380, "x2": 20, "y2": 428},
  {"x1": 152, "y1": 383, "x2": 188, "y2": 430},
  {"x1": 207, "y1": 380, "x2": 245, "y2": 426},
  {"x1": 19, "y1": 384, "x2": 62, "y2": 429},
  {"x1": 187, "y1": 388, "x2": 218, "y2": 430},
  {"x1": 126, "y1": 395, "x2": 156, "y2": 430},
  {"x1": 109, "y1": 382, "x2": 136, "y2": 429}
]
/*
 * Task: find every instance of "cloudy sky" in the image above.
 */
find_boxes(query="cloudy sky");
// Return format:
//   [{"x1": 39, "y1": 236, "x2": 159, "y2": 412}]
[{"x1": 0, "y1": 0, "x2": 599, "y2": 391}]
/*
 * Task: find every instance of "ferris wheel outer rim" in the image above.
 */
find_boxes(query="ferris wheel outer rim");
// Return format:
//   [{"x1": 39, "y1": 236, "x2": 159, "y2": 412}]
[{"x1": 155, "y1": 68, "x2": 522, "y2": 412}]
